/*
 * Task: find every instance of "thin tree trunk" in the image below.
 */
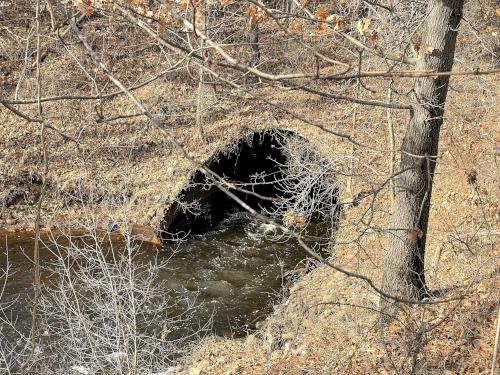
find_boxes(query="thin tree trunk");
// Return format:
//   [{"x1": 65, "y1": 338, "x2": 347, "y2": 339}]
[
  {"x1": 250, "y1": 21, "x2": 260, "y2": 68},
  {"x1": 196, "y1": 4, "x2": 208, "y2": 142},
  {"x1": 347, "y1": 50, "x2": 362, "y2": 197},
  {"x1": 387, "y1": 80, "x2": 396, "y2": 208},
  {"x1": 380, "y1": 0, "x2": 464, "y2": 320},
  {"x1": 196, "y1": 55, "x2": 206, "y2": 142},
  {"x1": 46, "y1": 0, "x2": 56, "y2": 30}
]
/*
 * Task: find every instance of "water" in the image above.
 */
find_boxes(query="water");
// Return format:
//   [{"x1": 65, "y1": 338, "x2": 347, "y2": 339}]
[{"x1": 0, "y1": 212, "x2": 309, "y2": 342}]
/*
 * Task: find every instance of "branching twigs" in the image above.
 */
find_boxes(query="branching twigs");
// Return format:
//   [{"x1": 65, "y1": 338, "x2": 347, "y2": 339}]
[
  {"x1": 305, "y1": 301, "x2": 406, "y2": 326},
  {"x1": 32, "y1": 227, "x2": 198, "y2": 372},
  {"x1": 245, "y1": 0, "x2": 350, "y2": 69},
  {"x1": 178, "y1": 14, "x2": 410, "y2": 110},
  {"x1": 113, "y1": 6, "x2": 370, "y2": 149},
  {"x1": 45, "y1": 0, "x2": 56, "y2": 30},
  {"x1": 113, "y1": 5, "x2": 416, "y2": 153},
  {"x1": 0, "y1": 99, "x2": 42, "y2": 123},
  {"x1": 0, "y1": 99, "x2": 81, "y2": 145},
  {"x1": 200, "y1": 65, "x2": 367, "y2": 148},
  {"x1": 283, "y1": 80, "x2": 412, "y2": 110},
  {"x1": 205, "y1": 168, "x2": 464, "y2": 307},
  {"x1": 320, "y1": 67, "x2": 500, "y2": 80},
  {"x1": 31, "y1": 0, "x2": 43, "y2": 348},
  {"x1": 32, "y1": 0, "x2": 45, "y2": 340},
  {"x1": 195, "y1": 1, "x2": 208, "y2": 142},
  {"x1": 337, "y1": 30, "x2": 419, "y2": 65},
  {"x1": 2, "y1": 67, "x2": 497, "y2": 106},
  {"x1": 13, "y1": 25, "x2": 35, "y2": 111},
  {"x1": 64, "y1": 7, "x2": 466, "y2": 308},
  {"x1": 0, "y1": 64, "x2": 186, "y2": 105},
  {"x1": 1, "y1": 1, "x2": 497, "y2": 372},
  {"x1": 248, "y1": 0, "x2": 416, "y2": 65},
  {"x1": 115, "y1": 3, "x2": 409, "y2": 110},
  {"x1": 118, "y1": 13, "x2": 410, "y2": 152}
]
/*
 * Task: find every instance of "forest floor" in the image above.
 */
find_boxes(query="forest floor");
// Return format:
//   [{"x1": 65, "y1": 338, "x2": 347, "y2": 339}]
[{"x1": 170, "y1": 77, "x2": 499, "y2": 374}]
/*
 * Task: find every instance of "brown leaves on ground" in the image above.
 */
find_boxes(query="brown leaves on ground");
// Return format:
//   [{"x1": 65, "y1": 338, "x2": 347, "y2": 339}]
[{"x1": 349, "y1": 277, "x2": 498, "y2": 374}]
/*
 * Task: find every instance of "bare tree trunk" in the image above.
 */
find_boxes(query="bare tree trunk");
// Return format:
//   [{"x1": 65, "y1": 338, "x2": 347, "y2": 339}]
[
  {"x1": 387, "y1": 80, "x2": 396, "y2": 209},
  {"x1": 45, "y1": 0, "x2": 56, "y2": 30},
  {"x1": 347, "y1": 50, "x2": 363, "y2": 197},
  {"x1": 196, "y1": 3, "x2": 208, "y2": 142},
  {"x1": 250, "y1": 21, "x2": 260, "y2": 68},
  {"x1": 195, "y1": 63, "x2": 206, "y2": 142},
  {"x1": 380, "y1": 0, "x2": 464, "y2": 320}
]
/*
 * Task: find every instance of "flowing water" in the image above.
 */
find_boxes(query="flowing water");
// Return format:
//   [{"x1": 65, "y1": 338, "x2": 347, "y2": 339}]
[{"x1": 0, "y1": 212, "x2": 310, "y2": 342}]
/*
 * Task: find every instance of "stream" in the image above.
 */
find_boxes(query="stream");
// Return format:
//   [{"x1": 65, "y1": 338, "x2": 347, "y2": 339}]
[{"x1": 0, "y1": 211, "x2": 310, "y2": 343}]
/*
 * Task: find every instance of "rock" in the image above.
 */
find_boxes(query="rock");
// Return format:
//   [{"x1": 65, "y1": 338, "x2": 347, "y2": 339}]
[
  {"x1": 70, "y1": 366, "x2": 90, "y2": 375},
  {"x1": 149, "y1": 367, "x2": 177, "y2": 375},
  {"x1": 1, "y1": 188, "x2": 26, "y2": 207},
  {"x1": 246, "y1": 335, "x2": 257, "y2": 346},
  {"x1": 258, "y1": 223, "x2": 278, "y2": 235},
  {"x1": 129, "y1": 224, "x2": 162, "y2": 245},
  {"x1": 255, "y1": 320, "x2": 266, "y2": 330},
  {"x1": 106, "y1": 351, "x2": 127, "y2": 362},
  {"x1": 107, "y1": 222, "x2": 120, "y2": 233},
  {"x1": 6, "y1": 218, "x2": 17, "y2": 226},
  {"x1": 199, "y1": 280, "x2": 234, "y2": 297}
]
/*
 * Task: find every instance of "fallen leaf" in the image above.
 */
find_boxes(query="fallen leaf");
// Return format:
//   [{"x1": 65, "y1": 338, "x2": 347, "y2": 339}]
[{"x1": 425, "y1": 44, "x2": 435, "y2": 54}]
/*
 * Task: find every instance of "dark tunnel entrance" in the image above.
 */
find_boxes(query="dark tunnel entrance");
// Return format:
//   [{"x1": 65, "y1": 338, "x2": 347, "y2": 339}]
[
  {"x1": 159, "y1": 129, "x2": 341, "y2": 243},
  {"x1": 160, "y1": 130, "x2": 294, "y2": 240},
  {"x1": 154, "y1": 129, "x2": 341, "y2": 338}
]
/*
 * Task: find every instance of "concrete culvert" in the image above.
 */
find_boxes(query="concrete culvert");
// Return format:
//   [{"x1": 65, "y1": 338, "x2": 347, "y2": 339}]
[{"x1": 159, "y1": 129, "x2": 341, "y2": 244}]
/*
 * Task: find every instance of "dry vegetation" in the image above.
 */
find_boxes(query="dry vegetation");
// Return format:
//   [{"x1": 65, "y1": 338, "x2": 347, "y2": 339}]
[
  {"x1": 172, "y1": 71, "x2": 499, "y2": 373},
  {"x1": 0, "y1": 0, "x2": 499, "y2": 374}
]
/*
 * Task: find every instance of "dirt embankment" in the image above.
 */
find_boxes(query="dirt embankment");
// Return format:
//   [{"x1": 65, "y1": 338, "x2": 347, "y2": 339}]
[{"x1": 172, "y1": 81, "x2": 499, "y2": 373}]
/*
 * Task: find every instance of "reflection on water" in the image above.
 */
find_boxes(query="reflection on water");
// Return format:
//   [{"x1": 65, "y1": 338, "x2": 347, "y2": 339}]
[{"x1": 0, "y1": 212, "x2": 309, "y2": 340}]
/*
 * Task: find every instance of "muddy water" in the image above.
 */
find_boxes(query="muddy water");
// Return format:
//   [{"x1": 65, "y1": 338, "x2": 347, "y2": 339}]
[{"x1": 0, "y1": 212, "x2": 309, "y2": 340}]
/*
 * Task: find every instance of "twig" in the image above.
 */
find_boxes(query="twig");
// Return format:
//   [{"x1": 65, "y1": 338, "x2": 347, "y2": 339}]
[
  {"x1": 1, "y1": 64, "x2": 186, "y2": 105},
  {"x1": 0, "y1": 99, "x2": 81, "y2": 145},
  {"x1": 66, "y1": 5, "x2": 463, "y2": 308}
]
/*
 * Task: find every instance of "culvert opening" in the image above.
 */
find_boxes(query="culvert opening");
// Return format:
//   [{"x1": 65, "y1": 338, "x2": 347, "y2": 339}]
[{"x1": 159, "y1": 129, "x2": 341, "y2": 244}]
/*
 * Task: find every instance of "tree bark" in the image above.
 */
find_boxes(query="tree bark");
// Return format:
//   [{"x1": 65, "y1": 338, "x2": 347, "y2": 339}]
[
  {"x1": 250, "y1": 21, "x2": 260, "y2": 68},
  {"x1": 380, "y1": 0, "x2": 464, "y2": 320}
]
